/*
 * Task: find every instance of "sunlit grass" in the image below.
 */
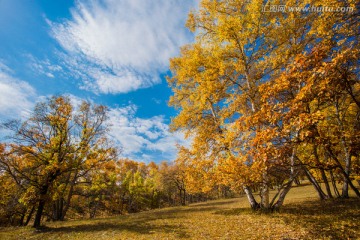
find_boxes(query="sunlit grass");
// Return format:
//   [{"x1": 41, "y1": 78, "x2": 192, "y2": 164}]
[{"x1": 1, "y1": 184, "x2": 359, "y2": 239}]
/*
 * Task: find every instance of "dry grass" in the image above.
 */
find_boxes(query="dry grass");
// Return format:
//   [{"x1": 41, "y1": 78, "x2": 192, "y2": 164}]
[{"x1": 0, "y1": 184, "x2": 359, "y2": 239}]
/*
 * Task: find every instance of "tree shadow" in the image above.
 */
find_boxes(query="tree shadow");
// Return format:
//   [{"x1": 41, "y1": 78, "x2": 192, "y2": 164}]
[
  {"x1": 213, "y1": 197, "x2": 360, "y2": 239},
  {"x1": 162, "y1": 206, "x2": 223, "y2": 215},
  {"x1": 189, "y1": 199, "x2": 239, "y2": 207},
  {"x1": 275, "y1": 198, "x2": 360, "y2": 239},
  {"x1": 35, "y1": 218, "x2": 190, "y2": 239},
  {"x1": 213, "y1": 207, "x2": 253, "y2": 216},
  {"x1": 32, "y1": 199, "x2": 241, "y2": 239}
]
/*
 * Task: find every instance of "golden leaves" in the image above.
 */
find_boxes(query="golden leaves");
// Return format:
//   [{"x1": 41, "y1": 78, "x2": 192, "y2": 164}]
[{"x1": 168, "y1": 0, "x2": 360, "y2": 203}]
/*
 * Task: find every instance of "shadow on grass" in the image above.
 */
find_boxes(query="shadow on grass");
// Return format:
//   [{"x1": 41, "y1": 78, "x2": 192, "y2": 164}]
[
  {"x1": 36, "y1": 218, "x2": 190, "y2": 239},
  {"x1": 33, "y1": 199, "x2": 241, "y2": 238},
  {"x1": 277, "y1": 198, "x2": 360, "y2": 239},
  {"x1": 161, "y1": 206, "x2": 223, "y2": 215},
  {"x1": 214, "y1": 197, "x2": 360, "y2": 239},
  {"x1": 189, "y1": 198, "x2": 239, "y2": 207},
  {"x1": 213, "y1": 207, "x2": 253, "y2": 216},
  {"x1": 34, "y1": 202, "x2": 233, "y2": 239}
]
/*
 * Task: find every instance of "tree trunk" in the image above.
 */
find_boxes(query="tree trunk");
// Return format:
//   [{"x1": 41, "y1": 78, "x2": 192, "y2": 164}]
[
  {"x1": 320, "y1": 169, "x2": 333, "y2": 198},
  {"x1": 33, "y1": 184, "x2": 50, "y2": 228},
  {"x1": 341, "y1": 153, "x2": 350, "y2": 198},
  {"x1": 341, "y1": 147, "x2": 351, "y2": 198},
  {"x1": 33, "y1": 198, "x2": 46, "y2": 228},
  {"x1": 19, "y1": 211, "x2": 25, "y2": 226},
  {"x1": 326, "y1": 147, "x2": 360, "y2": 197},
  {"x1": 273, "y1": 179, "x2": 293, "y2": 210},
  {"x1": 182, "y1": 189, "x2": 186, "y2": 206},
  {"x1": 302, "y1": 165, "x2": 328, "y2": 200},
  {"x1": 24, "y1": 206, "x2": 35, "y2": 226},
  {"x1": 313, "y1": 145, "x2": 333, "y2": 198},
  {"x1": 329, "y1": 170, "x2": 340, "y2": 197},
  {"x1": 61, "y1": 173, "x2": 77, "y2": 220},
  {"x1": 334, "y1": 101, "x2": 352, "y2": 198},
  {"x1": 260, "y1": 172, "x2": 270, "y2": 209},
  {"x1": 271, "y1": 149, "x2": 297, "y2": 210},
  {"x1": 52, "y1": 198, "x2": 64, "y2": 221},
  {"x1": 243, "y1": 185, "x2": 259, "y2": 210}
]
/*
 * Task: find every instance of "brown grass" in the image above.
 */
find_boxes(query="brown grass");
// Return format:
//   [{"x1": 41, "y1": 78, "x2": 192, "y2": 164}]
[{"x1": 0, "y1": 184, "x2": 359, "y2": 239}]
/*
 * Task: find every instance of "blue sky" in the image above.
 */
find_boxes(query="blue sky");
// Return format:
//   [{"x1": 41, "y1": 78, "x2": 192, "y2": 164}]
[{"x1": 0, "y1": 0, "x2": 198, "y2": 162}]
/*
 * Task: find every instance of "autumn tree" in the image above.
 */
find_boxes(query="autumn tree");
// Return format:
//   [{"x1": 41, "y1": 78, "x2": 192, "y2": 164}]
[
  {"x1": 0, "y1": 96, "x2": 115, "y2": 228},
  {"x1": 260, "y1": 42, "x2": 360, "y2": 199},
  {"x1": 256, "y1": 0, "x2": 360, "y2": 199},
  {"x1": 50, "y1": 101, "x2": 116, "y2": 221},
  {"x1": 168, "y1": 0, "x2": 358, "y2": 210}
]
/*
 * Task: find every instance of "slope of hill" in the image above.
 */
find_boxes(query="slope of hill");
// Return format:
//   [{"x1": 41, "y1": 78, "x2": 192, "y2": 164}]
[{"x1": 1, "y1": 184, "x2": 359, "y2": 239}]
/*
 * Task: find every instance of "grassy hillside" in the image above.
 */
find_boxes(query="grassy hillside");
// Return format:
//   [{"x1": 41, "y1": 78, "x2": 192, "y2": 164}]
[{"x1": 0, "y1": 185, "x2": 359, "y2": 240}]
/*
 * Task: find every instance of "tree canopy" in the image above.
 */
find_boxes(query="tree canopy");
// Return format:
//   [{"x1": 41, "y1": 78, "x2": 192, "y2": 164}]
[{"x1": 168, "y1": 0, "x2": 359, "y2": 209}]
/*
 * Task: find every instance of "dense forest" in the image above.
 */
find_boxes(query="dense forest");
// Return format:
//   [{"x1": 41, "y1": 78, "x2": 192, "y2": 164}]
[{"x1": 0, "y1": 0, "x2": 359, "y2": 230}]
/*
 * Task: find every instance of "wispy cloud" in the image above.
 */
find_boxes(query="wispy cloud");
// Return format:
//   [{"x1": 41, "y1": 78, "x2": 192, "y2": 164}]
[
  {"x1": 28, "y1": 55, "x2": 63, "y2": 79},
  {"x1": 0, "y1": 71, "x2": 187, "y2": 161},
  {"x1": 60, "y1": 95, "x2": 190, "y2": 162},
  {"x1": 49, "y1": 0, "x2": 196, "y2": 94},
  {"x1": 107, "y1": 105, "x2": 190, "y2": 162},
  {"x1": 0, "y1": 62, "x2": 36, "y2": 120}
]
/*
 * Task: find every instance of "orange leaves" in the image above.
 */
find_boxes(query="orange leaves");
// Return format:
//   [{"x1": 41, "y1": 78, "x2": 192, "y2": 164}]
[
  {"x1": 0, "y1": 95, "x2": 119, "y2": 223},
  {"x1": 168, "y1": 0, "x2": 360, "y2": 206}
]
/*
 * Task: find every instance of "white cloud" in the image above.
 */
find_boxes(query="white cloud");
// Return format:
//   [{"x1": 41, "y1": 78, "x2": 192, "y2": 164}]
[
  {"x1": 89, "y1": 68, "x2": 150, "y2": 93},
  {"x1": 27, "y1": 55, "x2": 63, "y2": 79},
  {"x1": 49, "y1": 0, "x2": 196, "y2": 94},
  {"x1": 0, "y1": 64, "x2": 36, "y2": 120},
  {"x1": 0, "y1": 71, "x2": 188, "y2": 161},
  {"x1": 152, "y1": 98, "x2": 162, "y2": 104},
  {"x1": 107, "y1": 105, "x2": 190, "y2": 162}
]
